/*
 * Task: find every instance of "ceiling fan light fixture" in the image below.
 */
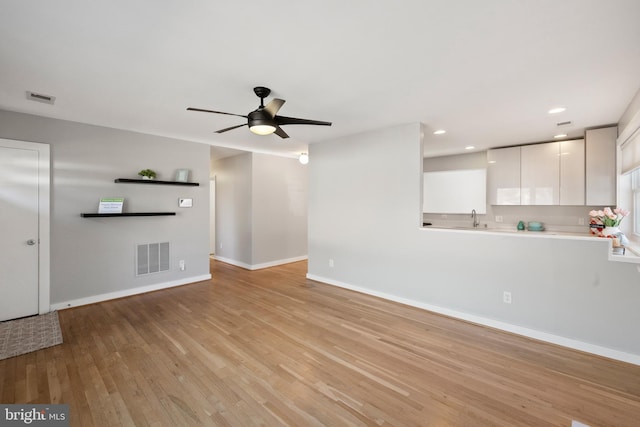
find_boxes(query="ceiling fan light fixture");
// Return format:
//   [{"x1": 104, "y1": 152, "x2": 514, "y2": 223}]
[
  {"x1": 249, "y1": 124, "x2": 276, "y2": 135},
  {"x1": 248, "y1": 109, "x2": 277, "y2": 135}
]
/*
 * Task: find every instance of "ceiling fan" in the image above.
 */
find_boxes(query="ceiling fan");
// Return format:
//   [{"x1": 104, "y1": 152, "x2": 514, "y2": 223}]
[{"x1": 187, "y1": 86, "x2": 332, "y2": 139}]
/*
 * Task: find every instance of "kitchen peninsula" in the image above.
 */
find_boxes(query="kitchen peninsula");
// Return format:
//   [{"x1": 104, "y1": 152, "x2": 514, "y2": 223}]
[{"x1": 421, "y1": 223, "x2": 639, "y2": 263}]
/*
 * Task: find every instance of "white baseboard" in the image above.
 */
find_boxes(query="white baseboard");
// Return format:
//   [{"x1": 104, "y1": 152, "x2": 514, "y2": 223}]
[
  {"x1": 214, "y1": 255, "x2": 307, "y2": 270},
  {"x1": 213, "y1": 256, "x2": 252, "y2": 270},
  {"x1": 50, "y1": 274, "x2": 212, "y2": 310},
  {"x1": 306, "y1": 273, "x2": 640, "y2": 366}
]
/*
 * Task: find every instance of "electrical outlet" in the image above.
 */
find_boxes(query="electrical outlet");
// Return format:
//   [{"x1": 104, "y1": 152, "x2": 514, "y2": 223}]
[
  {"x1": 329, "y1": 258, "x2": 334, "y2": 268},
  {"x1": 503, "y1": 291, "x2": 512, "y2": 304},
  {"x1": 495, "y1": 216, "x2": 503, "y2": 223},
  {"x1": 578, "y1": 217, "x2": 585, "y2": 225},
  {"x1": 179, "y1": 260, "x2": 185, "y2": 271}
]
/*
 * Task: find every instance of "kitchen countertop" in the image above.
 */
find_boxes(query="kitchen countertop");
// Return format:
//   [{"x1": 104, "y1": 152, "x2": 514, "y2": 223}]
[
  {"x1": 421, "y1": 224, "x2": 640, "y2": 263},
  {"x1": 421, "y1": 224, "x2": 596, "y2": 240}
]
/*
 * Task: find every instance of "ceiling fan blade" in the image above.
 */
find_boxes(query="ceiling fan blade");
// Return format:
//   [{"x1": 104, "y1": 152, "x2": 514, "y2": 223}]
[
  {"x1": 215, "y1": 123, "x2": 247, "y2": 134},
  {"x1": 187, "y1": 107, "x2": 247, "y2": 119},
  {"x1": 274, "y1": 126, "x2": 290, "y2": 139},
  {"x1": 275, "y1": 115, "x2": 332, "y2": 126},
  {"x1": 264, "y1": 98, "x2": 285, "y2": 116}
]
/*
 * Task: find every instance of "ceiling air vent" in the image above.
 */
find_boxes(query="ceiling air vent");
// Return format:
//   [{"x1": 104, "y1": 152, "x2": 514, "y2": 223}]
[
  {"x1": 556, "y1": 121, "x2": 572, "y2": 127},
  {"x1": 26, "y1": 91, "x2": 56, "y2": 105}
]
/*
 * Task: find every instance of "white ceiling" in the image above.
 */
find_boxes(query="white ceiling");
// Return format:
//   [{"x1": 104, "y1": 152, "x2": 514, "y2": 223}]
[{"x1": 1, "y1": 1, "x2": 640, "y2": 159}]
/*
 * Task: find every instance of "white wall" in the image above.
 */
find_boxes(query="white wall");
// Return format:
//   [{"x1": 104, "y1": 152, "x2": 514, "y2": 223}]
[
  {"x1": 0, "y1": 109, "x2": 211, "y2": 307},
  {"x1": 424, "y1": 150, "x2": 487, "y2": 172},
  {"x1": 212, "y1": 152, "x2": 308, "y2": 269},
  {"x1": 619, "y1": 86, "x2": 640, "y2": 140},
  {"x1": 308, "y1": 122, "x2": 640, "y2": 363},
  {"x1": 617, "y1": 87, "x2": 640, "y2": 239}
]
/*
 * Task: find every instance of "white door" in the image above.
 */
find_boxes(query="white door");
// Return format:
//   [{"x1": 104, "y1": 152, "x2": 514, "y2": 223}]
[{"x1": 0, "y1": 145, "x2": 41, "y2": 320}]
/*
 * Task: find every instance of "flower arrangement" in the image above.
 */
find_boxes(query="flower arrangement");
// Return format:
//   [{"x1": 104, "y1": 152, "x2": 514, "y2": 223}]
[
  {"x1": 589, "y1": 207, "x2": 630, "y2": 227},
  {"x1": 588, "y1": 207, "x2": 630, "y2": 240}
]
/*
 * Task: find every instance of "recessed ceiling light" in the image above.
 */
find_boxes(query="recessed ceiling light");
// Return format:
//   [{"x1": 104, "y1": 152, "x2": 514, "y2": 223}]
[
  {"x1": 433, "y1": 129, "x2": 446, "y2": 135},
  {"x1": 554, "y1": 133, "x2": 568, "y2": 139},
  {"x1": 465, "y1": 146, "x2": 475, "y2": 150},
  {"x1": 548, "y1": 107, "x2": 566, "y2": 114}
]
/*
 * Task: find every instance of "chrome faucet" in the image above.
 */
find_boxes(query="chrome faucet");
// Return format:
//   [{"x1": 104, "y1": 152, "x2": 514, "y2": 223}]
[{"x1": 471, "y1": 209, "x2": 479, "y2": 228}]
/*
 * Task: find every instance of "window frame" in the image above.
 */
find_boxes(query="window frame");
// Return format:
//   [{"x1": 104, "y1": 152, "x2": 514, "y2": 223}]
[{"x1": 631, "y1": 169, "x2": 640, "y2": 237}]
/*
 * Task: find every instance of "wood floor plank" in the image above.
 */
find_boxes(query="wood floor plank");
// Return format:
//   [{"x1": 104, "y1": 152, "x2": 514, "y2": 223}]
[{"x1": 2, "y1": 259, "x2": 640, "y2": 426}]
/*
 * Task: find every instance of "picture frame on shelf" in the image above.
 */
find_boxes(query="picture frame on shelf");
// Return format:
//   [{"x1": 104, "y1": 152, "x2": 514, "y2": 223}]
[
  {"x1": 175, "y1": 169, "x2": 189, "y2": 182},
  {"x1": 98, "y1": 197, "x2": 124, "y2": 214}
]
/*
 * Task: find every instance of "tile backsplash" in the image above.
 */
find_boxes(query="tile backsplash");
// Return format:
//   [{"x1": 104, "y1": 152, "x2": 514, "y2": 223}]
[{"x1": 423, "y1": 205, "x2": 604, "y2": 233}]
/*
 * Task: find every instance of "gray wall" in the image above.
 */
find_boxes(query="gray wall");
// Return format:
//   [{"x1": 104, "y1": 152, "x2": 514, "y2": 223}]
[
  {"x1": 212, "y1": 152, "x2": 308, "y2": 268},
  {"x1": 212, "y1": 152, "x2": 253, "y2": 265},
  {"x1": 252, "y1": 153, "x2": 308, "y2": 265},
  {"x1": 308, "y1": 122, "x2": 640, "y2": 361},
  {"x1": 0, "y1": 110, "x2": 211, "y2": 305}
]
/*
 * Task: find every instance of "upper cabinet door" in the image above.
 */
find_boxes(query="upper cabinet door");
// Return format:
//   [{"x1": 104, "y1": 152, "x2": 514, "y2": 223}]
[
  {"x1": 487, "y1": 146, "x2": 521, "y2": 205},
  {"x1": 586, "y1": 127, "x2": 617, "y2": 206},
  {"x1": 560, "y1": 139, "x2": 585, "y2": 205},
  {"x1": 521, "y1": 142, "x2": 560, "y2": 205}
]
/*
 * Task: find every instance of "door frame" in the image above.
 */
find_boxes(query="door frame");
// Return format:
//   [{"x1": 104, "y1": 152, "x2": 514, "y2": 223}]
[
  {"x1": 0, "y1": 138, "x2": 50, "y2": 314},
  {"x1": 209, "y1": 176, "x2": 216, "y2": 255}
]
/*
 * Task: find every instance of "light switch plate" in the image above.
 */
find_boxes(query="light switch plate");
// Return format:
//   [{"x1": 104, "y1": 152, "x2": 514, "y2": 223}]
[{"x1": 179, "y1": 198, "x2": 193, "y2": 208}]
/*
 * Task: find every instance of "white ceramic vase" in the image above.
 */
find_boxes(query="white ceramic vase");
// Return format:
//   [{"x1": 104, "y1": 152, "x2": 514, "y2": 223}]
[
  {"x1": 602, "y1": 226, "x2": 629, "y2": 246},
  {"x1": 602, "y1": 226, "x2": 621, "y2": 237}
]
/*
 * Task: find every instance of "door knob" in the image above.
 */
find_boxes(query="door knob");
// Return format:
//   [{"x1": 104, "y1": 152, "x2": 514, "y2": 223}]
[{"x1": 26, "y1": 239, "x2": 37, "y2": 246}]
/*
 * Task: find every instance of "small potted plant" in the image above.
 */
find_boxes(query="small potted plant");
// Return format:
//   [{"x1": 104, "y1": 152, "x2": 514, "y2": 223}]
[{"x1": 138, "y1": 169, "x2": 157, "y2": 180}]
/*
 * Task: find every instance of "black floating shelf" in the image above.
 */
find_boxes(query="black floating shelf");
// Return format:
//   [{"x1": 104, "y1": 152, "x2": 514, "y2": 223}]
[
  {"x1": 81, "y1": 212, "x2": 176, "y2": 218},
  {"x1": 115, "y1": 178, "x2": 199, "y2": 186}
]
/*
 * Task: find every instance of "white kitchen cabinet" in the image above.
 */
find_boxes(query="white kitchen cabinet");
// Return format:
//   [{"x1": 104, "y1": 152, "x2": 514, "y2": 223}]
[
  {"x1": 521, "y1": 142, "x2": 560, "y2": 205},
  {"x1": 586, "y1": 126, "x2": 617, "y2": 206},
  {"x1": 560, "y1": 139, "x2": 585, "y2": 205},
  {"x1": 487, "y1": 146, "x2": 521, "y2": 205}
]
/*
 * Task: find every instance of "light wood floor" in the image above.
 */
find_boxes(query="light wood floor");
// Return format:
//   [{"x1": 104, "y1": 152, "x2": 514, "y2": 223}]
[{"x1": 2, "y1": 260, "x2": 640, "y2": 426}]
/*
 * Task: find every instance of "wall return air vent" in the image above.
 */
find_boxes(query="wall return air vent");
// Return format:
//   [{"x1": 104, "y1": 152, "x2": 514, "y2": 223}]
[
  {"x1": 26, "y1": 91, "x2": 56, "y2": 105},
  {"x1": 136, "y1": 242, "x2": 170, "y2": 276}
]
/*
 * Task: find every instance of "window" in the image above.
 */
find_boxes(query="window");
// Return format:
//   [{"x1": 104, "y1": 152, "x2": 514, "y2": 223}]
[{"x1": 632, "y1": 169, "x2": 640, "y2": 236}]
